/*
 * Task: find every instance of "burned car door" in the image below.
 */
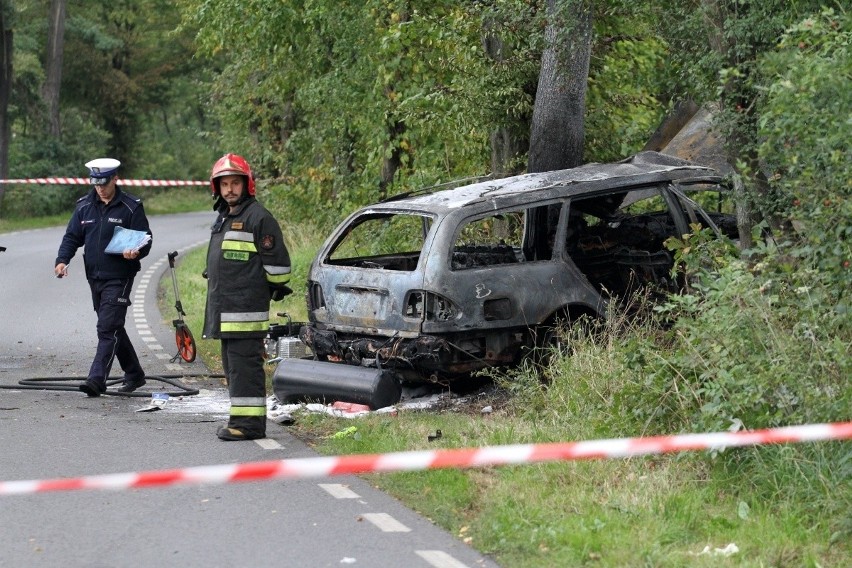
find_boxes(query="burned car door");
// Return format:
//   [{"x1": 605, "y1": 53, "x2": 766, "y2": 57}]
[
  {"x1": 419, "y1": 202, "x2": 604, "y2": 368},
  {"x1": 563, "y1": 181, "x2": 736, "y2": 300}
]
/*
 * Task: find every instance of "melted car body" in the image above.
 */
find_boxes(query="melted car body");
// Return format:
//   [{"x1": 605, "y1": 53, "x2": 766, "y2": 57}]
[{"x1": 300, "y1": 152, "x2": 737, "y2": 383}]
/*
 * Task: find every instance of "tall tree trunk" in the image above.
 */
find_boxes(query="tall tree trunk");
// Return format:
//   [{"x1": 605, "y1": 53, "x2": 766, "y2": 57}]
[
  {"x1": 0, "y1": 0, "x2": 13, "y2": 211},
  {"x1": 378, "y1": 116, "x2": 406, "y2": 200},
  {"x1": 43, "y1": 0, "x2": 67, "y2": 139},
  {"x1": 378, "y1": 5, "x2": 412, "y2": 200},
  {"x1": 528, "y1": 0, "x2": 593, "y2": 173}
]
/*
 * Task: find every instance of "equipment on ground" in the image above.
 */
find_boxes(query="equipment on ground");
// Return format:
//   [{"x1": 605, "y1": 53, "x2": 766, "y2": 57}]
[
  {"x1": 272, "y1": 358, "x2": 402, "y2": 410},
  {"x1": 168, "y1": 251, "x2": 197, "y2": 363},
  {"x1": 266, "y1": 317, "x2": 402, "y2": 410}
]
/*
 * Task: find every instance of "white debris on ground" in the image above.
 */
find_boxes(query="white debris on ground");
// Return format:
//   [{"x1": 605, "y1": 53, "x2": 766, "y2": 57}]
[
  {"x1": 134, "y1": 382, "x2": 498, "y2": 422},
  {"x1": 150, "y1": 388, "x2": 230, "y2": 418},
  {"x1": 692, "y1": 543, "x2": 739, "y2": 557},
  {"x1": 265, "y1": 382, "x2": 501, "y2": 423}
]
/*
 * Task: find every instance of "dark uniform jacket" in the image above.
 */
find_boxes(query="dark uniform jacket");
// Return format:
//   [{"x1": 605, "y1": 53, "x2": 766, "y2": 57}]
[
  {"x1": 55, "y1": 188, "x2": 152, "y2": 280},
  {"x1": 203, "y1": 197, "x2": 291, "y2": 339}
]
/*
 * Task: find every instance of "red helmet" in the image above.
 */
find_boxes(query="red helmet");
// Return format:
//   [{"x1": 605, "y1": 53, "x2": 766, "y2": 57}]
[{"x1": 210, "y1": 153, "x2": 255, "y2": 196}]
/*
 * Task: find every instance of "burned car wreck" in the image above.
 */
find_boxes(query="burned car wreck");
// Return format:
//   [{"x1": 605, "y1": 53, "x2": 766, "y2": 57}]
[{"x1": 274, "y1": 152, "x2": 737, "y2": 407}]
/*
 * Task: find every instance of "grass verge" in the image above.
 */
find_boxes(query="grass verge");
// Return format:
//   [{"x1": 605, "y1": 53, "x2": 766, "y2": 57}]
[{"x1": 170, "y1": 239, "x2": 849, "y2": 566}]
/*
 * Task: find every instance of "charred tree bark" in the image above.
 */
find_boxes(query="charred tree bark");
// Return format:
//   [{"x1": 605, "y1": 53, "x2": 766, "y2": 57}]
[
  {"x1": 528, "y1": 0, "x2": 593, "y2": 173},
  {"x1": 643, "y1": 99, "x2": 700, "y2": 152},
  {"x1": 43, "y1": 0, "x2": 67, "y2": 139}
]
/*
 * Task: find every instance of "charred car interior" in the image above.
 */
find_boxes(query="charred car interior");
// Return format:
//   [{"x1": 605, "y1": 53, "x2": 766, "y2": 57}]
[{"x1": 274, "y1": 152, "x2": 738, "y2": 407}]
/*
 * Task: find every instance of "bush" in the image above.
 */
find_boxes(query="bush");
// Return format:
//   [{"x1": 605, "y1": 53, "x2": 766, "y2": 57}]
[
  {"x1": 617, "y1": 252, "x2": 849, "y2": 436},
  {"x1": 758, "y1": 8, "x2": 851, "y2": 294}
]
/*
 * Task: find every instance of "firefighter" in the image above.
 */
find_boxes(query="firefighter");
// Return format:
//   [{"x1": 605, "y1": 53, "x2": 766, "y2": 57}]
[
  {"x1": 203, "y1": 153, "x2": 292, "y2": 441},
  {"x1": 55, "y1": 158, "x2": 152, "y2": 396}
]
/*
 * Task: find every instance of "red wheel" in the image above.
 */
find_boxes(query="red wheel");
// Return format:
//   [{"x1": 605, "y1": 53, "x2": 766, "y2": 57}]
[{"x1": 175, "y1": 325, "x2": 197, "y2": 363}]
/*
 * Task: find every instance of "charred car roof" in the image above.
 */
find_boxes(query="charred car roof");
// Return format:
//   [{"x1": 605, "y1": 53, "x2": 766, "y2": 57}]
[{"x1": 374, "y1": 151, "x2": 721, "y2": 214}]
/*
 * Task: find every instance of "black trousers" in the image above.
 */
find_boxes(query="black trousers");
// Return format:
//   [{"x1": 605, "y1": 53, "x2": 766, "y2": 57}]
[
  {"x1": 87, "y1": 278, "x2": 144, "y2": 387},
  {"x1": 221, "y1": 337, "x2": 267, "y2": 436}
]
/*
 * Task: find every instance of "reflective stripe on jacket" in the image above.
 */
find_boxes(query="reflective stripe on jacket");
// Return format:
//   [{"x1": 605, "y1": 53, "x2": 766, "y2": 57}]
[{"x1": 203, "y1": 197, "x2": 291, "y2": 339}]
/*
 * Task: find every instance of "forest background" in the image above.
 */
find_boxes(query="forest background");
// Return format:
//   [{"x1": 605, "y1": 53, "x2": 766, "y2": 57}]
[{"x1": 0, "y1": 1, "x2": 849, "y2": 566}]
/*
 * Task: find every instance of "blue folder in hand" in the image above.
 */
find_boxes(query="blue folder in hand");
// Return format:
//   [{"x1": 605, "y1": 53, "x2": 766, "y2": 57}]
[{"x1": 104, "y1": 226, "x2": 151, "y2": 254}]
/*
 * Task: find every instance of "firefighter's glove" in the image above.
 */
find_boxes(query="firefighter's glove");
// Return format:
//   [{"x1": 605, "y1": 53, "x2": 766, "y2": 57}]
[{"x1": 270, "y1": 285, "x2": 293, "y2": 301}]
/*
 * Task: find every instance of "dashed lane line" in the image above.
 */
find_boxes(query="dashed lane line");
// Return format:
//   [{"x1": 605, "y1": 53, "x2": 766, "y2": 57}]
[
  {"x1": 361, "y1": 513, "x2": 411, "y2": 533},
  {"x1": 255, "y1": 438, "x2": 283, "y2": 450},
  {"x1": 318, "y1": 483, "x2": 361, "y2": 499},
  {"x1": 415, "y1": 550, "x2": 472, "y2": 568},
  {"x1": 129, "y1": 245, "x2": 478, "y2": 567}
]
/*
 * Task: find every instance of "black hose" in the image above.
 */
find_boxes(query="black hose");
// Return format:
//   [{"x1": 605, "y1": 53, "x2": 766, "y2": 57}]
[{"x1": 0, "y1": 374, "x2": 226, "y2": 398}]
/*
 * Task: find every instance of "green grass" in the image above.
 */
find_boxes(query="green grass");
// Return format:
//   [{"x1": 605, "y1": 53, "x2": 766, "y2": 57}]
[
  {"x1": 0, "y1": 187, "x2": 211, "y2": 233},
  {"x1": 0, "y1": 213, "x2": 70, "y2": 233},
  {"x1": 8, "y1": 203, "x2": 847, "y2": 567}
]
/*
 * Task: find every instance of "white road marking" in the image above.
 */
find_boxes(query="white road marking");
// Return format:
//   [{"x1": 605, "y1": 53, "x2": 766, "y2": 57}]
[
  {"x1": 361, "y1": 513, "x2": 411, "y2": 532},
  {"x1": 318, "y1": 484, "x2": 361, "y2": 499},
  {"x1": 415, "y1": 550, "x2": 471, "y2": 568},
  {"x1": 255, "y1": 438, "x2": 282, "y2": 450}
]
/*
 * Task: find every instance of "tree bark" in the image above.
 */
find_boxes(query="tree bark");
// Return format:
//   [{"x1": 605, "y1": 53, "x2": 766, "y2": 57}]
[
  {"x1": 43, "y1": 0, "x2": 67, "y2": 139},
  {"x1": 0, "y1": 0, "x2": 13, "y2": 207},
  {"x1": 378, "y1": 5, "x2": 412, "y2": 200},
  {"x1": 643, "y1": 99, "x2": 700, "y2": 152},
  {"x1": 528, "y1": 0, "x2": 593, "y2": 173}
]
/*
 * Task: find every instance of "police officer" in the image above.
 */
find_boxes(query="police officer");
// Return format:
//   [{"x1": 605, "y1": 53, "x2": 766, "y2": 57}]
[
  {"x1": 203, "y1": 153, "x2": 292, "y2": 441},
  {"x1": 55, "y1": 158, "x2": 152, "y2": 396}
]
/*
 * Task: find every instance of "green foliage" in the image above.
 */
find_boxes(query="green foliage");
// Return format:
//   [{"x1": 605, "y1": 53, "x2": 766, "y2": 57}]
[
  {"x1": 586, "y1": 8, "x2": 668, "y2": 161},
  {"x1": 3, "y1": 0, "x2": 216, "y2": 219},
  {"x1": 183, "y1": 0, "x2": 534, "y2": 223},
  {"x1": 618, "y1": 254, "x2": 849, "y2": 436},
  {"x1": 757, "y1": 8, "x2": 851, "y2": 291},
  {"x1": 182, "y1": 1, "x2": 673, "y2": 231},
  {"x1": 664, "y1": 224, "x2": 740, "y2": 289}
]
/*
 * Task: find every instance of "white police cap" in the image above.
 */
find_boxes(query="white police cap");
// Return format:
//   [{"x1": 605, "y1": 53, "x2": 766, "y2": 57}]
[{"x1": 85, "y1": 158, "x2": 121, "y2": 184}]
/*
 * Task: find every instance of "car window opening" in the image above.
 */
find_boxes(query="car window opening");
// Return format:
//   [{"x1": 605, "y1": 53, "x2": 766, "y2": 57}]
[{"x1": 326, "y1": 212, "x2": 432, "y2": 272}]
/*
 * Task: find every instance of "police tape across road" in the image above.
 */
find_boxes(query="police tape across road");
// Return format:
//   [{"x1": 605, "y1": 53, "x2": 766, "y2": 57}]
[
  {"x1": 1, "y1": 422, "x2": 850, "y2": 497},
  {"x1": 0, "y1": 177, "x2": 207, "y2": 187}
]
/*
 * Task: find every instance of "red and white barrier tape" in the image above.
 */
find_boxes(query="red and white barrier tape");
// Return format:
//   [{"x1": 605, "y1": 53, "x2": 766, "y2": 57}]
[
  {"x1": 1, "y1": 422, "x2": 849, "y2": 496},
  {"x1": 0, "y1": 178, "x2": 207, "y2": 187}
]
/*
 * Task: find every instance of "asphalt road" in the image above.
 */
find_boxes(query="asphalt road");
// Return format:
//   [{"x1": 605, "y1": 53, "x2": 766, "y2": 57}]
[{"x1": 0, "y1": 211, "x2": 499, "y2": 568}]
